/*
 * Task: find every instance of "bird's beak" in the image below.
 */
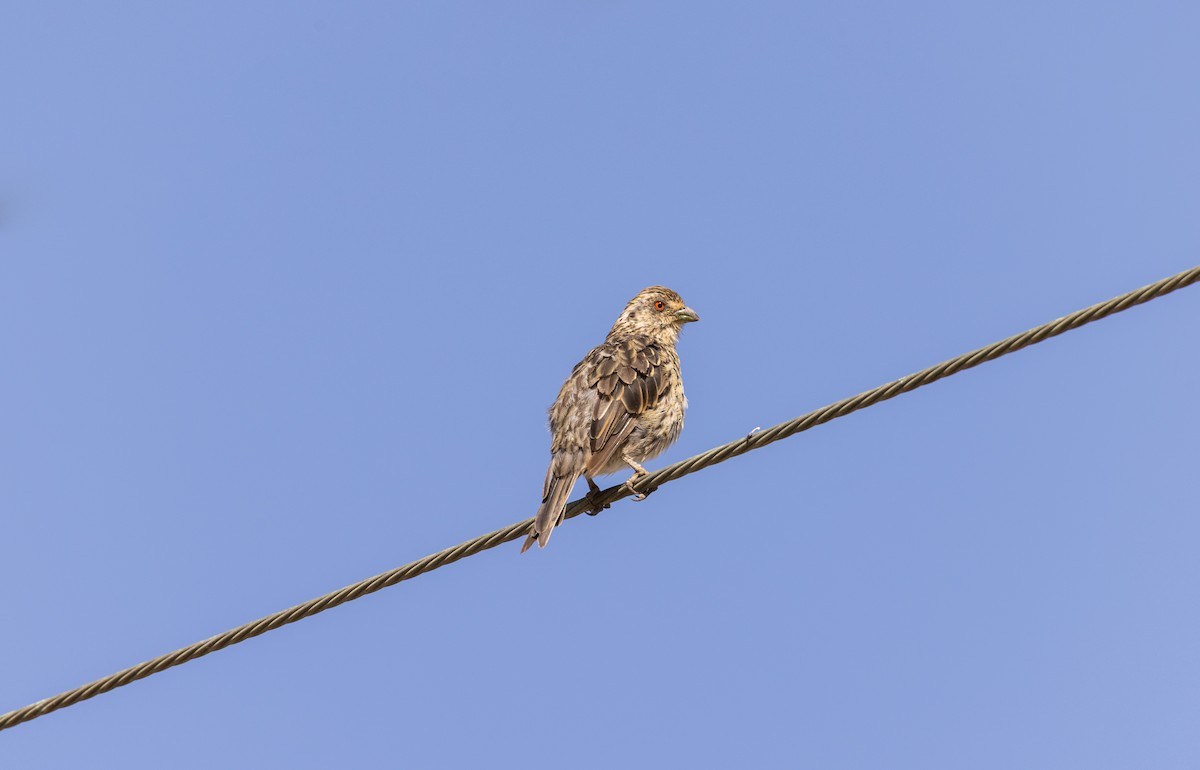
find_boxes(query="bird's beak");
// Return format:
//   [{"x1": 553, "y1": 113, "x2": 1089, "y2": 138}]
[{"x1": 674, "y1": 307, "x2": 700, "y2": 323}]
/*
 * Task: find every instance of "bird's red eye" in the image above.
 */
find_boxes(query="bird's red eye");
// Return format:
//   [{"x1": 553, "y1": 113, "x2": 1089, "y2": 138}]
[{"x1": 654, "y1": 301, "x2": 665, "y2": 310}]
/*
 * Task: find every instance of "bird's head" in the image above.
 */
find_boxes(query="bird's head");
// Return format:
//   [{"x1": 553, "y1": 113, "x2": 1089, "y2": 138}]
[{"x1": 610, "y1": 286, "x2": 700, "y2": 343}]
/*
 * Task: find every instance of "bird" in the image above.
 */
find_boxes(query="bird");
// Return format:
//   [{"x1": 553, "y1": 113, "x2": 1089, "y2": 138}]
[{"x1": 522, "y1": 286, "x2": 700, "y2": 552}]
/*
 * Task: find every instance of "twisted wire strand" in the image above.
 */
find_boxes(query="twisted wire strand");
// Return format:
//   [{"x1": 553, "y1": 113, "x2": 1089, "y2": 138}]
[{"x1": 3, "y1": 265, "x2": 1197, "y2": 733}]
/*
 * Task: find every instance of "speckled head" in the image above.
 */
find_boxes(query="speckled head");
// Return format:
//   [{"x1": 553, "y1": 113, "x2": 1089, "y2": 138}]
[{"x1": 610, "y1": 286, "x2": 699, "y2": 341}]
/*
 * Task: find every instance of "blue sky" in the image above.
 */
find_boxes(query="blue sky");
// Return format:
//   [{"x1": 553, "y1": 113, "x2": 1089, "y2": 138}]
[{"x1": 3, "y1": 2, "x2": 1199, "y2": 767}]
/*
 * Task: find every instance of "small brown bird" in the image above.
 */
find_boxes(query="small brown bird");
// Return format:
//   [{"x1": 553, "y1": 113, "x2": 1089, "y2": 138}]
[{"x1": 522, "y1": 286, "x2": 699, "y2": 552}]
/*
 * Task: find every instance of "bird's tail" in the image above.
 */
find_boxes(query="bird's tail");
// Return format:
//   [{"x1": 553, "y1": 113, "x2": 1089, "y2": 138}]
[{"x1": 521, "y1": 470, "x2": 581, "y2": 553}]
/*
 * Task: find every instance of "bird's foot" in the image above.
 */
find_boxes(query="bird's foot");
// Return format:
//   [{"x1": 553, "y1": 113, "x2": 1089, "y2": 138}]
[
  {"x1": 585, "y1": 490, "x2": 610, "y2": 516},
  {"x1": 585, "y1": 478, "x2": 609, "y2": 516},
  {"x1": 622, "y1": 474, "x2": 656, "y2": 502}
]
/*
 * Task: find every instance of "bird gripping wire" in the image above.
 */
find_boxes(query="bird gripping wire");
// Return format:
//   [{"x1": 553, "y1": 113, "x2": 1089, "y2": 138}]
[{"x1": 2, "y1": 264, "x2": 1198, "y2": 733}]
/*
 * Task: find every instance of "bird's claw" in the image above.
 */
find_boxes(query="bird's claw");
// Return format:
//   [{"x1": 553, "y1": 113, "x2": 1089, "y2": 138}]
[
  {"x1": 623, "y1": 479, "x2": 657, "y2": 501},
  {"x1": 585, "y1": 490, "x2": 610, "y2": 516}
]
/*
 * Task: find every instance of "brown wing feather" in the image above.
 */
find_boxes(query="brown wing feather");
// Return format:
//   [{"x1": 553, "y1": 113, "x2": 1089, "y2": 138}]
[{"x1": 585, "y1": 336, "x2": 664, "y2": 475}]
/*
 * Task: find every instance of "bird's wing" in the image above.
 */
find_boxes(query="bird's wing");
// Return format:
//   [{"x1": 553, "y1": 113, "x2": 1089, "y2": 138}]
[{"x1": 585, "y1": 337, "x2": 671, "y2": 474}]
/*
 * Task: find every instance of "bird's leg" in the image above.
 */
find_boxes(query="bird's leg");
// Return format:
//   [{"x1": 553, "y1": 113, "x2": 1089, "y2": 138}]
[
  {"x1": 584, "y1": 476, "x2": 609, "y2": 516},
  {"x1": 621, "y1": 457, "x2": 656, "y2": 501}
]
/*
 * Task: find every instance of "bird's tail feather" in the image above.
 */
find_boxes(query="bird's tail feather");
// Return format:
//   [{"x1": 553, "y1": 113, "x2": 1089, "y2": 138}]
[{"x1": 521, "y1": 472, "x2": 581, "y2": 553}]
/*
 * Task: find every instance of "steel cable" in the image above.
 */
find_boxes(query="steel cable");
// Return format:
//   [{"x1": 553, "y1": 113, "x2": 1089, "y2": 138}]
[{"x1": 3, "y1": 264, "x2": 1197, "y2": 732}]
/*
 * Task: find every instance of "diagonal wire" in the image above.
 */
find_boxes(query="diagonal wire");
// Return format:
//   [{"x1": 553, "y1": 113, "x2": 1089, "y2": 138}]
[{"x1": 2, "y1": 265, "x2": 1198, "y2": 733}]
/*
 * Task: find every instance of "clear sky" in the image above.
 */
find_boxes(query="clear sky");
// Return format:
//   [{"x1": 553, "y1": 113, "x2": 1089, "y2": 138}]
[{"x1": 3, "y1": 2, "x2": 1199, "y2": 768}]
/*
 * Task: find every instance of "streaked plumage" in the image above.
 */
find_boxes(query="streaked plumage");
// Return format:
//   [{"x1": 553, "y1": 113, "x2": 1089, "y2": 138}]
[{"x1": 522, "y1": 286, "x2": 699, "y2": 552}]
